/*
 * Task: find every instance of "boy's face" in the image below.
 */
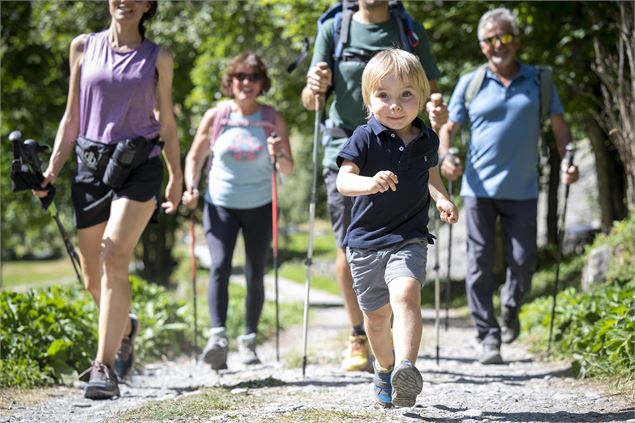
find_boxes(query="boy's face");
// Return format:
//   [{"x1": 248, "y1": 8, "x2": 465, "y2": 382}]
[{"x1": 368, "y1": 75, "x2": 420, "y2": 133}]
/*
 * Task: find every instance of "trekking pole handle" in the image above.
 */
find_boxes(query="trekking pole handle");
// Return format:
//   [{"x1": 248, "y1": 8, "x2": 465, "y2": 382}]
[
  {"x1": 564, "y1": 144, "x2": 576, "y2": 168},
  {"x1": 9, "y1": 130, "x2": 22, "y2": 143},
  {"x1": 430, "y1": 93, "x2": 443, "y2": 106},
  {"x1": 447, "y1": 147, "x2": 459, "y2": 166}
]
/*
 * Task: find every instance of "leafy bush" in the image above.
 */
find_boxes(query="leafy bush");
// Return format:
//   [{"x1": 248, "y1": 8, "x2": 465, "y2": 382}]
[
  {"x1": 522, "y1": 214, "x2": 635, "y2": 379},
  {"x1": 0, "y1": 287, "x2": 97, "y2": 387},
  {"x1": 0, "y1": 276, "x2": 193, "y2": 387},
  {"x1": 0, "y1": 274, "x2": 303, "y2": 387}
]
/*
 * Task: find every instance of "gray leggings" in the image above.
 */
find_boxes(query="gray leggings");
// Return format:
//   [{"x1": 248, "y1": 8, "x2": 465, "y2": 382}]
[{"x1": 203, "y1": 201, "x2": 272, "y2": 335}]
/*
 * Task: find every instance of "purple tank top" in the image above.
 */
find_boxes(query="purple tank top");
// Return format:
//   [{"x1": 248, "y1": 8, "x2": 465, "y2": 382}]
[{"x1": 79, "y1": 31, "x2": 161, "y2": 148}]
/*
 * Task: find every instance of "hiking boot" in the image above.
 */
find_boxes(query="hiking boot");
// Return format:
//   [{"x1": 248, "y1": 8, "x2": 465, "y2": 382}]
[
  {"x1": 390, "y1": 359, "x2": 423, "y2": 408},
  {"x1": 342, "y1": 334, "x2": 371, "y2": 372},
  {"x1": 237, "y1": 332, "x2": 261, "y2": 365},
  {"x1": 479, "y1": 343, "x2": 503, "y2": 365},
  {"x1": 201, "y1": 327, "x2": 229, "y2": 370},
  {"x1": 372, "y1": 362, "x2": 393, "y2": 409},
  {"x1": 114, "y1": 314, "x2": 140, "y2": 380},
  {"x1": 501, "y1": 306, "x2": 521, "y2": 344},
  {"x1": 84, "y1": 361, "x2": 120, "y2": 400}
]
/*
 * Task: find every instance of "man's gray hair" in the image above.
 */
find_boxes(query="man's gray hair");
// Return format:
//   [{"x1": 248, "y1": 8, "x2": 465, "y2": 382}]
[{"x1": 477, "y1": 8, "x2": 519, "y2": 41}]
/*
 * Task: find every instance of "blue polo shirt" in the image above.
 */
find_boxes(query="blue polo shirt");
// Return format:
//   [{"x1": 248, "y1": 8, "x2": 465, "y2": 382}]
[
  {"x1": 336, "y1": 116, "x2": 438, "y2": 249},
  {"x1": 448, "y1": 62, "x2": 564, "y2": 200}
]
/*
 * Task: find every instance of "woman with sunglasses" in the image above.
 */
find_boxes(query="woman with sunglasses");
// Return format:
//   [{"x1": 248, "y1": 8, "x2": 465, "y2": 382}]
[
  {"x1": 182, "y1": 52, "x2": 293, "y2": 370},
  {"x1": 34, "y1": 0, "x2": 182, "y2": 399}
]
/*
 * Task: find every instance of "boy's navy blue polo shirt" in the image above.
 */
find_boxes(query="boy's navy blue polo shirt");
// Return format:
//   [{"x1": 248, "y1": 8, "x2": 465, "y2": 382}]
[{"x1": 336, "y1": 115, "x2": 439, "y2": 249}]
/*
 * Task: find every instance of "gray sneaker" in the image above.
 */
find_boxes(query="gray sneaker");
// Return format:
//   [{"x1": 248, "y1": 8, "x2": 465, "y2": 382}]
[
  {"x1": 479, "y1": 343, "x2": 503, "y2": 364},
  {"x1": 114, "y1": 314, "x2": 140, "y2": 380},
  {"x1": 390, "y1": 360, "x2": 423, "y2": 408},
  {"x1": 84, "y1": 361, "x2": 120, "y2": 400},
  {"x1": 201, "y1": 327, "x2": 229, "y2": 370},
  {"x1": 237, "y1": 333, "x2": 261, "y2": 365}
]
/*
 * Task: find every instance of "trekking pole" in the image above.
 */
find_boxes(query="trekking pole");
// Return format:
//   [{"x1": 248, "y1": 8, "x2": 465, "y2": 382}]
[
  {"x1": 547, "y1": 144, "x2": 576, "y2": 355},
  {"x1": 272, "y1": 156, "x2": 280, "y2": 362},
  {"x1": 302, "y1": 94, "x2": 322, "y2": 377},
  {"x1": 8, "y1": 131, "x2": 83, "y2": 286},
  {"x1": 190, "y1": 211, "x2": 199, "y2": 357},
  {"x1": 444, "y1": 147, "x2": 458, "y2": 331},
  {"x1": 434, "y1": 216, "x2": 441, "y2": 365},
  {"x1": 49, "y1": 202, "x2": 83, "y2": 286}
]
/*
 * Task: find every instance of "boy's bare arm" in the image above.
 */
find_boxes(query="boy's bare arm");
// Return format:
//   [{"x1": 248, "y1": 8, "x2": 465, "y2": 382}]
[
  {"x1": 428, "y1": 166, "x2": 459, "y2": 224},
  {"x1": 337, "y1": 160, "x2": 398, "y2": 196}
]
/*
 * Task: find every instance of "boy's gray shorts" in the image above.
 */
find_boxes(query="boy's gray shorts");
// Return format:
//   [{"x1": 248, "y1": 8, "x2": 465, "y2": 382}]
[{"x1": 346, "y1": 238, "x2": 428, "y2": 312}]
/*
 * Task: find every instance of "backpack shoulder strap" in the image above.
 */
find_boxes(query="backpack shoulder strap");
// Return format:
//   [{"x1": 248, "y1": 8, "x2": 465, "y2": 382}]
[
  {"x1": 210, "y1": 101, "x2": 232, "y2": 146},
  {"x1": 537, "y1": 65, "x2": 553, "y2": 122},
  {"x1": 388, "y1": 1, "x2": 419, "y2": 52},
  {"x1": 260, "y1": 105, "x2": 277, "y2": 138},
  {"x1": 464, "y1": 64, "x2": 489, "y2": 108},
  {"x1": 334, "y1": 9, "x2": 353, "y2": 61}
]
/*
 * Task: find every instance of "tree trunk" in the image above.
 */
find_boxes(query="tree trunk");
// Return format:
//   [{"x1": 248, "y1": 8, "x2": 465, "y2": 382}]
[
  {"x1": 585, "y1": 120, "x2": 628, "y2": 232},
  {"x1": 589, "y1": 1, "x2": 635, "y2": 212},
  {"x1": 544, "y1": 130, "x2": 560, "y2": 247},
  {"x1": 138, "y1": 212, "x2": 178, "y2": 286}
]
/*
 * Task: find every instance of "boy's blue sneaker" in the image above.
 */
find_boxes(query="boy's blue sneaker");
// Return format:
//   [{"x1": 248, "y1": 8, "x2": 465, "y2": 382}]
[
  {"x1": 390, "y1": 359, "x2": 423, "y2": 408},
  {"x1": 373, "y1": 363, "x2": 393, "y2": 408}
]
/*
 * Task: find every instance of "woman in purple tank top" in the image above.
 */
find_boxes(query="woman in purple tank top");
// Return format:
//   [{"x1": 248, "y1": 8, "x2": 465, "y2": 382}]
[{"x1": 34, "y1": 0, "x2": 182, "y2": 400}]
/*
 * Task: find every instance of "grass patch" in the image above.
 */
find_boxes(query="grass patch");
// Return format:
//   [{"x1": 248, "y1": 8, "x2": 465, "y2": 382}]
[
  {"x1": 279, "y1": 261, "x2": 339, "y2": 296},
  {"x1": 1, "y1": 258, "x2": 76, "y2": 288},
  {"x1": 112, "y1": 387, "x2": 251, "y2": 422}
]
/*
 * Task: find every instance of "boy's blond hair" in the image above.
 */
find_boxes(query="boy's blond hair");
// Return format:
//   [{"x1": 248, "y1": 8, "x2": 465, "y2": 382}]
[{"x1": 361, "y1": 49, "x2": 430, "y2": 118}]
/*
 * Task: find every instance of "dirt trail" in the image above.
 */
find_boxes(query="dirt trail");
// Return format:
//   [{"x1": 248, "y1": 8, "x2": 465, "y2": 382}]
[{"x1": 1, "y1": 277, "x2": 633, "y2": 422}]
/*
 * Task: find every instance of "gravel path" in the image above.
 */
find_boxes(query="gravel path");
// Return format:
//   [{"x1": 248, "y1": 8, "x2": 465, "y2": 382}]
[{"x1": 1, "y1": 275, "x2": 633, "y2": 423}]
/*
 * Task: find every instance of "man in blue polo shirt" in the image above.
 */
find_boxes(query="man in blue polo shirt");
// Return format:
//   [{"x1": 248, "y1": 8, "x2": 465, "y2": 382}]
[{"x1": 439, "y1": 7, "x2": 579, "y2": 364}]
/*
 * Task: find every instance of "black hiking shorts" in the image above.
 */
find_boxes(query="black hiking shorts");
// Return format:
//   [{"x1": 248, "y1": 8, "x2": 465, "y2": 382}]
[{"x1": 71, "y1": 156, "x2": 163, "y2": 229}]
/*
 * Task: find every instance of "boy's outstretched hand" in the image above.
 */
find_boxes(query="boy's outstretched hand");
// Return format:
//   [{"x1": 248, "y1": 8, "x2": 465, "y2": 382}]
[
  {"x1": 370, "y1": 170, "x2": 398, "y2": 194},
  {"x1": 436, "y1": 198, "x2": 458, "y2": 224}
]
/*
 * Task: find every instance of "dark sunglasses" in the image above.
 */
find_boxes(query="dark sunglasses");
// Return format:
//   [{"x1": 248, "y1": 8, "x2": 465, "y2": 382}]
[
  {"x1": 480, "y1": 33, "x2": 515, "y2": 46},
  {"x1": 233, "y1": 72, "x2": 262, "y2": 83}
]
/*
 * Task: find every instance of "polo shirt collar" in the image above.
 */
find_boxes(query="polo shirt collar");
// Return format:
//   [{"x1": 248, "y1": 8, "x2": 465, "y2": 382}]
[
  {"x1": 368, "y1": 115, "x2": 428, "y2": 140},
  {"x1": 485, "y1": 60, "x2": 532, "y2": 82}
]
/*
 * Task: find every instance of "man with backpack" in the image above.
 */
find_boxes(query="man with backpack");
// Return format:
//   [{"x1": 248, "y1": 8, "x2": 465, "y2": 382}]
[
  {"x1": 438, "y1": 8, "x2": 579, "y2": 365},
  {"x1": 301, "y1": 0, "x2": 447, "y2": 372}
]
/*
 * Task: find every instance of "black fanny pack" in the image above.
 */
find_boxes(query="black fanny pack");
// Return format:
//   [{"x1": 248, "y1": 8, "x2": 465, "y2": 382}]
[
  {"x1": 75, "y1": 136, "x2": 163, "y2": 188},
  {"x1": 75, "y1": 136, "x2": 115, "y2": 178}
]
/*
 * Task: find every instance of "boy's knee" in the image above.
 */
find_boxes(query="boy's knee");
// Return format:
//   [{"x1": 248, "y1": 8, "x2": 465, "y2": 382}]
[
  {"x1": 389, "y1": 278, "x2": 422, "y2": 304},
  {"x1": 365, "y1": 305, "x2": 392, "y2": 324}
]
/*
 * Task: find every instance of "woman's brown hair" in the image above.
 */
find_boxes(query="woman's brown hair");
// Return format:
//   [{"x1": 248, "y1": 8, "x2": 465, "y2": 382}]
[{"x1": 221, "y1": 52, "x2": 271, "y2": 97}]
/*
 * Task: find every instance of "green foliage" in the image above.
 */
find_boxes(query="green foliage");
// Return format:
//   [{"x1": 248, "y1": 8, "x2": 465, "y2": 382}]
[
  {"x1": 2, "y1": 1, "x2": 632, "y2": 276},
  {"x1": 130, "y1": 275, "x2": 194, "y2": 363},
  {"x1": 0, "y1": 286, "x2": 97, "y2": 387},
  {"x1": 522, "y1": 214, "x2": 635, "y2": 379},
  {"x1": 522, "y1": 281, "x2": 634, "y2": 378},
  {"x1": 0, "y1": 276, "x2": 192, "y2": 387}
]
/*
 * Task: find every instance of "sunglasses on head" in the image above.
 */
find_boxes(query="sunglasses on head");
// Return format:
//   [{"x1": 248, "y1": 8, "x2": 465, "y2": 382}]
[
  {"x1": 233, "y1": 72, "x2": 262, "y2": 83},
  {"x1": 480, "y1": 33, "x2": 515, "y2": 46}
]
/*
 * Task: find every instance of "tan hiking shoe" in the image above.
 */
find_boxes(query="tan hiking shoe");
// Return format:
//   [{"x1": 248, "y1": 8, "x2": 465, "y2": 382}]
[{"x1": 341, "y1": 334, "x2": 371, "y2": 372}]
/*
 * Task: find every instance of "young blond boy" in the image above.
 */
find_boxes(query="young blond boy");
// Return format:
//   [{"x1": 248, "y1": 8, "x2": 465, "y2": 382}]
[{"x1": 336, "y1": 49, "x2": 458, "y2": 408}]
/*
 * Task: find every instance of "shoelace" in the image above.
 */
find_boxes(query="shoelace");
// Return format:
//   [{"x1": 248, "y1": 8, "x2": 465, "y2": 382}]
[{"x1": 78, "y1": 361, "x2": 115, "y2": 381}]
